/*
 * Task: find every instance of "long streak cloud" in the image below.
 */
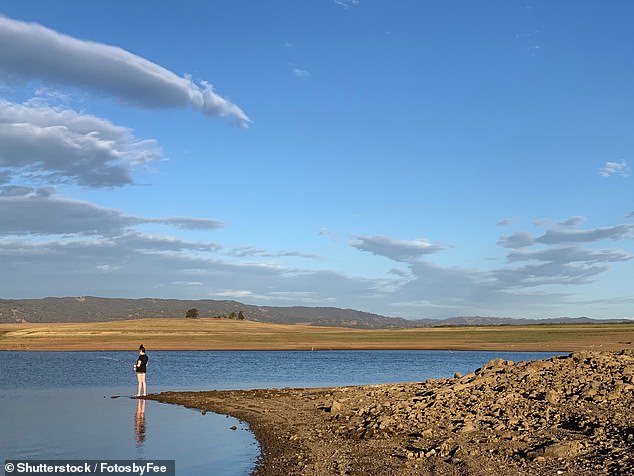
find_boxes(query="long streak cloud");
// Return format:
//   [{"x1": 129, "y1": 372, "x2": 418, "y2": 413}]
[{"x1": 0, "y1": 16, "x2": 250, "y2": 127}]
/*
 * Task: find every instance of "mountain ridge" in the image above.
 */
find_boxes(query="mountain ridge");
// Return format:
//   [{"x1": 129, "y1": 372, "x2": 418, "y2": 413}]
[{"x1": 0, "y1": 296, "x2": 631, "y2": 328}]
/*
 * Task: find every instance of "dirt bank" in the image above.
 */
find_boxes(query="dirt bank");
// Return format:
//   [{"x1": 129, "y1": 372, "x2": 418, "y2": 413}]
[{"x1": 149, "y1": 350, "x2": 634, "y2": 475}]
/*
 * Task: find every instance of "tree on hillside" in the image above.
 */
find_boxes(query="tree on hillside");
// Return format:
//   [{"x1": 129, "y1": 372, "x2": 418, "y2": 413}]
[
  {"x1": 238, "y1": 311, "x2": 245, "y2": 320},
  {"x1": 185, "y1": 308, "x2": 199, "y2": 319}
]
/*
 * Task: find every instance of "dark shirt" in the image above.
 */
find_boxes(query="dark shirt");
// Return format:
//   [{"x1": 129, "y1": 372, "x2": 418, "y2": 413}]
[{"x1": 136, "y1": 354, "x2": 148, "y2": 373}]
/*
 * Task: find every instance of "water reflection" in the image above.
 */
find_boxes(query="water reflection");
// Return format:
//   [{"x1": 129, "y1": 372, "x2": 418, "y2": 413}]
[{"x1": 134, "y1": 398, "x2": 146, "y2": 456}]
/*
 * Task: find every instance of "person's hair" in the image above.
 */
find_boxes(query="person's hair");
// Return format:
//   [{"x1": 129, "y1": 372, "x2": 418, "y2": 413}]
[{"x1": 139, "y1": 345, "x2": 146, "y2": 353}]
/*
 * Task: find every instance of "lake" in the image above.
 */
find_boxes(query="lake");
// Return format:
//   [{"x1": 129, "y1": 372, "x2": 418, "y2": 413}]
[{"x1": 0, "y1": 350, "x2": 562, "y2": 474}]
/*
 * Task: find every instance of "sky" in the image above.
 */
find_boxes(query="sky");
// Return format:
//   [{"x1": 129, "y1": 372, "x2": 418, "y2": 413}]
[{"x1": 0, "y1": 1, "x2": 633, "y2": 319}]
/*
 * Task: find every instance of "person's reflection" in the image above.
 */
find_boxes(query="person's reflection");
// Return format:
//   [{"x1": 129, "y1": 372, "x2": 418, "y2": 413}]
[{"x1": 134, "y1": 398, "x2": 146, "y2": 455}]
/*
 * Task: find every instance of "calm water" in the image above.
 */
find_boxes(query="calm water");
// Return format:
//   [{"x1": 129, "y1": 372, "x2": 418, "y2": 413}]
[{"x1": 0, "y1": 350, "x2": 561, "y2": 473}]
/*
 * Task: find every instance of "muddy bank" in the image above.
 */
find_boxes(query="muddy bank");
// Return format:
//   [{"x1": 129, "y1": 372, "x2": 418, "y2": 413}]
[{"x1": 149, "y1": 350, "x2": 634, "y2": 475}]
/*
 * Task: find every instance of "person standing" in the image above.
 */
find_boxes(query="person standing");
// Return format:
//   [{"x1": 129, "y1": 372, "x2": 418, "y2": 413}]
[{"x1": 134, "y1": 345, "x2": 148, "y2": 397}]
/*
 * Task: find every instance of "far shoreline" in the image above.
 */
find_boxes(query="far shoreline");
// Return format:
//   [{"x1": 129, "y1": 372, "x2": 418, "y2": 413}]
[
  {"x1": 0, "y1": 347, "x2": 573, "y2": 353},
  {"x1": 1, "y1": 318, "x2": 633, "y2": 353}
]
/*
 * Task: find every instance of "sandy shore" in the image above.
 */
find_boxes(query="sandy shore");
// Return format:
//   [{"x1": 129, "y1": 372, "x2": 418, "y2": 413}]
[{"x1": 149, "y1": 350, "x2": 634, "y2": 476}]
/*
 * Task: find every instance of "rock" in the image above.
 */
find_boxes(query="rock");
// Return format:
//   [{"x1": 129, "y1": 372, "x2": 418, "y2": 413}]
[
  {"x1": 482, "y1": 358, "x2": 506, "y2": 370},
  {"x1": 545, "y1": 390, "x2": 560, "y2": 404},
  {"x1": 543, "y1": 440, "x2": 582, "y2": 459},
  {"x1": 454, "y1": 372, "x2": 463, "y2": 379},
  {"x1": 460, "y1": 422, "x2": 477, "y2": 433},
  {"x1": 331, "y1": 399, "x2": 344, "y2": 414},
  {"x1": 439, "y1": 439, "x2": 457, "y2": 458}
]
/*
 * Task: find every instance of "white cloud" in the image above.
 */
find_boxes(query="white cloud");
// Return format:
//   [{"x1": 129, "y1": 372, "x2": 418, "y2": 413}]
[
  {"x1": 334, "y1": 0, "x2": 360, "y2": 9},
  {"x1": 121, "y1": 231, "x2": 221, "y2": 253},
  {"x1": 558, "y1": 216, "x2": 585, "y2": 227},
  {"x1": 497, "y1": 231, "x2": 535, "y2": 249},
  {"x1": 0, "y1": 188, "x2": 224, "y2": 236},
  {"x1": 160, "y1": 217, "x2": 224, "y2": 230},
  {"x1": 600, "y1": 160, "x2": 630, "y2": 178},
  {"x1": 492, "y1": 262, "x2": 609, "y2": 287},
  {"x1": 96, "y1": 264, "x2": 122, "y2": 273},
  {"x1": 31, "y1": 87, "x2": 72, "y2": 105},
  {"x1": 214, "y1": 290, "x2": 255, "y2": 298},
  {"x1": 352, "y1": 235, "x2": 445, "y2": 262},
  {"x1": 0, "y1": 189, "x2": 134, "y2": 235},
  {"x1": 0, "y1": 99, "x2": 162, "y2": 187},
  {"x1": 507, "y1": 246, "x2": 631, "y2": 264},
  {"x1": 292, "y1": 67, "x2": 310, "y2": 78},
  {"x1": 536, "y1": 224, "x2": 633, "y2": 244},
  {"x1": 318, "y1": 228, "x2": 339, "y2": 242},
  {"x1": 228, "y1": 246, "x2": 321, "y2": 260},
  {"x1": 0, "y1": 16, "x2": 249, "y2": 127},
  {"x1": 0, "y1": 185, "x2": 34, "y2": 197}
]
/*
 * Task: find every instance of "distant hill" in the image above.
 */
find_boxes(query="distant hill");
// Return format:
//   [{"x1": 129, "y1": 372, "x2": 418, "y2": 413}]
[{"x1": 0, "y1": 297, "x2": 631, "y2": 328}]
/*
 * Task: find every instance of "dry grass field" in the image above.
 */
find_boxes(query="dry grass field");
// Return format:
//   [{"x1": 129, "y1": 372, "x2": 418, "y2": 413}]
[{"x1": 1, "y1": 318, "x2": 633, "y2": 352}]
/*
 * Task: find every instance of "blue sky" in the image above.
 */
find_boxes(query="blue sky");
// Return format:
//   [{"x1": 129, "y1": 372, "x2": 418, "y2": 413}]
[{"x1": 0, "y1": 1, "x2": 633, "y2": 319}]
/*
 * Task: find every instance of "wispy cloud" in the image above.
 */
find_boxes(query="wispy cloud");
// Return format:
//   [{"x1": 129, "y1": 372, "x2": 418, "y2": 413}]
[
  {"x1": 600, "y1": 160, "x2": 630, "y2": 178},
  {"x1": 228, "y1": 246, "x2": 321, "y2": 260},
  {"x1": 499, "y1": 218, "x2": 633, "y2": 248},
  {"x1": 506, "y1": 246, "x2": 631, "y2": 265},
  {"x1": 160, "y1": 217, "x2": 224, "y2": 230},
  {"x1": 536, "y1": 224, "x2": 633, "y2": 244},
  {"x1": 497, "y1": 231, "x2": 535, "y2": 249},
  {"x1": 557, "y1": 216, "x2": 585, "y2": 227},
  {"x1": 492, "y1": 219, "x2": 633, "y2": 288},
  {"x1": 334, "y1": 0, "x2": 360, "y2": 10},
  {"x1": 514, "y1": 30, "x2": 542, "y2": 57},
  {"x1": 291, "y1": 67, "x2": 310, "y2": 78},
  {"x1": 319, "y1": 228, "x2": 339, "y2": 243},
  {"x1": 352, "y1": 235, "x2": 445, "y2": 262},
  {"x1": 0, "y1": 16, "x2": 249, "y2": 127}
]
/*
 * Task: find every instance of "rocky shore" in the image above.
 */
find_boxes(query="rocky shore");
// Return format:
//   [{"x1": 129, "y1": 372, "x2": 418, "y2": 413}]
[{"x1": 149, "y1": 350, "x2": 634, "y2": 475}]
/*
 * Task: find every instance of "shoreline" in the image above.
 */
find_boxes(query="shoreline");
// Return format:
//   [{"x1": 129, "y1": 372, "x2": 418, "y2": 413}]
[
  {"x1": 0, "y1": 347, "x2": 577, "y2": 352},
  {"x1": 148, "y1": 350, "x2": 634, "y2": 476}
]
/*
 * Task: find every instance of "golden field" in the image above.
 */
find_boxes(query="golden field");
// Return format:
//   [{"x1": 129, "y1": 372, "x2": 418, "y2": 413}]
[{"x1": 1, "y1": 318, "x2": 633, "y2": 351}]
